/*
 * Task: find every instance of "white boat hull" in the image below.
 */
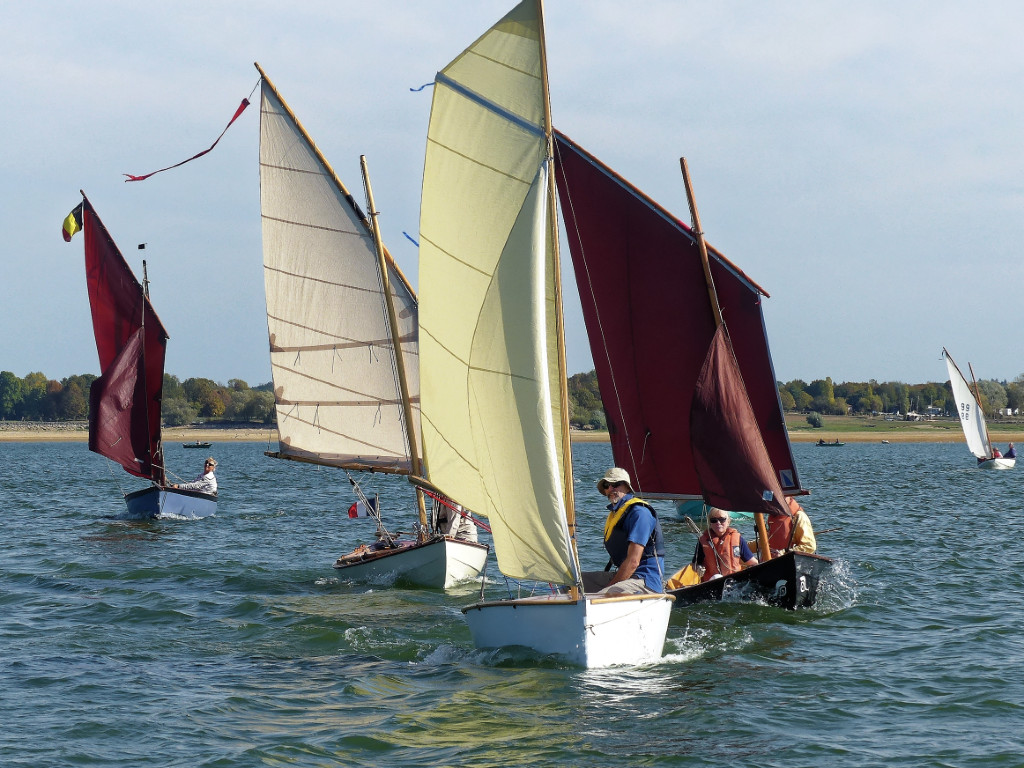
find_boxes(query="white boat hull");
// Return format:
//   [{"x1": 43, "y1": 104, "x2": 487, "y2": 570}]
[
  {"x1": 462, "y1": 593, "x2": 673, "y2": 667},
  {"x1": 334, "y1": 537, "x2": 489, "y2": 589},
  {"x1": 978, "y1": 457, "x2": 1016, "y2": 470},
  {"x1": 124, "y1": 487, "x2": 217, "y2": 519}
]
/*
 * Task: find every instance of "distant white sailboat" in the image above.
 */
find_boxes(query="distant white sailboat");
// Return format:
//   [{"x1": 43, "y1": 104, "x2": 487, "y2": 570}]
[
  {"x1": 943, "y1": 348, "x2": 1015, "y2": 470},
  {"x1": 414, "y1": 0, "x2": 673, "y2": 666},
  {"x1": 256, "y1": 64, "x2": 488, "y2": 587}
]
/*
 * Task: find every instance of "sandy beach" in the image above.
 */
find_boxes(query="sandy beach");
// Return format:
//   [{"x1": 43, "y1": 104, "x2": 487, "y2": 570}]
[{"x1": 0, "y1": 422, "x2": 276, "y2": 444}]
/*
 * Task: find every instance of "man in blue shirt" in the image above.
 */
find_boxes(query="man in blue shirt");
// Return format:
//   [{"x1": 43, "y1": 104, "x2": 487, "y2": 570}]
[{"x1": 582, "y1": 467, "x2": 665, "y2": 594}]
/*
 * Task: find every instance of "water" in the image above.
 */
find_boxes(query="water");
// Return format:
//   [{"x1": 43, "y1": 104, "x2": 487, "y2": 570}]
[{"x1": 2, "y1": 439, "x2": 1022, "y2": 767}]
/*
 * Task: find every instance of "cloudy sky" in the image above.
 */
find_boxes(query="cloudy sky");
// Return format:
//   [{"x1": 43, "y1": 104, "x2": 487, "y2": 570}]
[{"x1": 4, "y1": 1, "x2": 1024, "y2": 388}]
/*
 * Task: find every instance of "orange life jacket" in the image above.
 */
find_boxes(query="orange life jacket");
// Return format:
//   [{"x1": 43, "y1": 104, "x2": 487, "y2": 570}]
[
  {"x1": 699, "y1": 527, "x2": 744, "y2": 581},
  {"x1": 765, "y1": 497, "x2": 799, "y2": 552}
]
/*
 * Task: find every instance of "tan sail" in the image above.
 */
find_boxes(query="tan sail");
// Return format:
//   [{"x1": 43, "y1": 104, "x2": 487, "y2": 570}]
[
  {"x1": 257, "y1": 65, "x2": 420, "y2": 473},
  {"x1": 418, "y1": 0, "x2": 575, "y2": 586}
]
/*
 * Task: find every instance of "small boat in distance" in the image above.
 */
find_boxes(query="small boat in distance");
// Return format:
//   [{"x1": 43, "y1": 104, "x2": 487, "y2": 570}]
[
  {"x1": 816, "y1": 439, "x2": 845, "y2": 447},
  {"x1": 71, "y1": 192, "x2": 217, "y2": 519},
  {"x1": 183, "y1": 441, "x2": 212, "y2": 449},
  {"x1": 943, "y1": 348, "x2": 1015, "y2": 470}
]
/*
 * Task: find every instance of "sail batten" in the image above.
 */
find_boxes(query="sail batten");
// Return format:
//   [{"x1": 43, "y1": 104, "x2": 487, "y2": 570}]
[{"x1": 258, "y1": 70, "x2": 420, "y2": 473}]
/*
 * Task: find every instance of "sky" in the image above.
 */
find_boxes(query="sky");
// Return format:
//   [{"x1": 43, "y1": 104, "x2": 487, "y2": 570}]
[{"x1": 4, "y1": 0, "x2": 1024, "y2": 388}]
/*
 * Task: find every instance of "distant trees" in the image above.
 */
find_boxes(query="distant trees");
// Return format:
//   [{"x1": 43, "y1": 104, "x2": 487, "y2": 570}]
[
  {"x1": 3, "y1": 366, "x2": 1022, "y2": 425},
  {"x1": 0, "y1": 370, "x2": 275, "y2": 426},
  {"x1": 567, "y1": 371, "x2": 606, "y2": 429}
]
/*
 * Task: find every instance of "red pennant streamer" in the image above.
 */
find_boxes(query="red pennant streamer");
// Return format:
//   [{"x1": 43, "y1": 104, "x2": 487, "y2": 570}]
[{"x1": 124, "y1": 98, "x2": 250, "y2": 182}]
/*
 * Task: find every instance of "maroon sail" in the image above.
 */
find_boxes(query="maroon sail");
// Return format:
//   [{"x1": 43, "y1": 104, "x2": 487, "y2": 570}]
[
  {"x1": 553, "y1": 131, "x2": 800, "y2": 499},
  {"x1": 82, "y1": 197, "x2": 168, "y2": 483},
  {"x1": 690, "y1": 324, "x2": 789, "y2": 517}
]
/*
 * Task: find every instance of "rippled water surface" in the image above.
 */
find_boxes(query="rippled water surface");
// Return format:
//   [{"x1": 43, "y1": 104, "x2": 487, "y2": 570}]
[{"x1": 2, "y1": 439, "x2": 1022, "y2": 766}]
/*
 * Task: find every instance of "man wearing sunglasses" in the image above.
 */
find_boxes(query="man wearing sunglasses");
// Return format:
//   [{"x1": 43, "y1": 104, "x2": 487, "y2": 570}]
[
  {"x1": 582, "y1": 467, "x2": 665, "y2": 595},
  {"x1": 693, "y1": 508, "x2": 757, "y2": 582},
  {"x1": 171, "y1": 457, "x2": 218, "y2": 495}
]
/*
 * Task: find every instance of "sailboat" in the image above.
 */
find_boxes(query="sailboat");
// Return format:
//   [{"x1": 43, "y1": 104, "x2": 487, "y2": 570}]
[
  {"x1": 414, "y1": 0, "x2": 673, "y2": 666},
  {"x1": 943, "y1": 348, "x2": 1015, "y2": 470},
  {"x1": 72, "y1": 192, "x2": 217, "y2": 519},
  {"x1": 255, "y1": 64, "x2": 488, "y2": 588},
  {"x1": 553, "y1": 135, "x2": 831, "y2": 609}
]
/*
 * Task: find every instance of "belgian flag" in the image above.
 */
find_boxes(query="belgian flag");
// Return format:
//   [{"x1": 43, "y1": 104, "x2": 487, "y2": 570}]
[{"x1": 62, "y1": 202, "x2": 84, "y2": 242}]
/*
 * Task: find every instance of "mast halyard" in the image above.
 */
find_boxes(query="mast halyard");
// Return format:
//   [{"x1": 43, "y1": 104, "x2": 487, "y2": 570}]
[
  {"x1": 360, "y1": 155, "x2": 428, "y2": 531},
  {"x1": 679, "y1": 157, "x2": 771, "y2": 562}
]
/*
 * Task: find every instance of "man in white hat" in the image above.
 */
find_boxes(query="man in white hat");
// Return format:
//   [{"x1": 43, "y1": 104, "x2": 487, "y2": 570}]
[{"x1": 583, "y1": 467, "x2": 665, "y2": 594}]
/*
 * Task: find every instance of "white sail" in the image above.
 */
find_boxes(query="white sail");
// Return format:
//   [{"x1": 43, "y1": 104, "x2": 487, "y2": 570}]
[
  {"x1": 418, "y1": 0, "x2": 576, "y2": 586},
  {"x1": 259, "y1": 76, "x2": 420, "y2": 472},
  {"x1": 943, "y1": 348, "x2": 990, "y2": 459}
]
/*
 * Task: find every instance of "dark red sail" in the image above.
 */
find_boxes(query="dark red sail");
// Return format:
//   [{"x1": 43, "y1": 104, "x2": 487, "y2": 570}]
[
  {"x1": 553, "y1": 131, "x2": 800, "y2": 499},
  {"x1": 690, "y1": 324, "x2": 789, "y2": 516},
  {"x1": 81, "y1": 197, "x2": 168, "y2": 483}
]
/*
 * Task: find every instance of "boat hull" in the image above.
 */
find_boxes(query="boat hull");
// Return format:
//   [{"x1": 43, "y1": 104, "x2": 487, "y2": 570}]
[
  {"x1": 668, "y1": 551, "x2": 831, "y2": 609},
  {"x1": 978, "y1": 457, "x2": 1015, "y2": 470},
  {"x1": 333, "y1": 537, "x2": 489, "y2": 589},
  {"x1": 124, "y1": 487, "x2": 218, "y2": 519},
  {"x1": 462, "y1": 593, "x2": 673, "y2": 667}
]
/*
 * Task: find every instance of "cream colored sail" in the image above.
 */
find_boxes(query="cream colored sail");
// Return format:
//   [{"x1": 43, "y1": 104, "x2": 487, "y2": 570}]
[
  {"x1": 943, "y1": 348, "x2": 990, "y2": 459},
  {"x1": 418, "y1": 0, "x2": 576, "y2": 585},
  {"x1": 259, "y1": 72, "x2": 420, "y2": 472}
]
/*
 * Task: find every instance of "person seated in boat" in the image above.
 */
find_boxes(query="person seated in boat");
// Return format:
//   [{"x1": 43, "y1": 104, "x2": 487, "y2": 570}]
[
  {"x1": 436, "y1": 502, "x2": 479, "y2": 543},
  {"x1": 170, "y1": 457, "x2": 217, "y2": 495},
  {"x1": 764, "y1": 496, "x2": 817, "y2": 557},
  {"x1": 1006, "y1": 443, "x2": 1017, "y2": 459},
  {"x1": 992, "y1": 447, "x2": 1003, "y2": 459},
  {"x1": 692, "y1": 508, "x2": 758, "y2": 582},
  {"x1": 581, "y1": 467, "x2": 665, "y2": 595}
]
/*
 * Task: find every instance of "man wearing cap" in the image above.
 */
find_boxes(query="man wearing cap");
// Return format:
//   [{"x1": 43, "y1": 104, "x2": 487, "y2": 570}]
[
  {"x1": 171, "y1": 457, "x2": 218, "y2": 495},
  {"x1": 583, "y1": 467, "x2": 665, "y2": 594}
]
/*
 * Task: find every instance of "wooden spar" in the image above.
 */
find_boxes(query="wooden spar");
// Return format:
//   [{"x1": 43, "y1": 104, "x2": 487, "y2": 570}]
[
  {"x1": 538, "y1": 0, "x2": 582, "y2": 596},
  {"x1": 967, "y1": 361, "x2": 993, "y2": 457},
  {"x1": 360, "y1": 155, "x2": 428, "y2": 531},
  {"x1": 680, "y1": 158, "x2": 723, "y2": 328},
  {"x1": 679, "y1": 158, "x2": 771, "y2": 563}
]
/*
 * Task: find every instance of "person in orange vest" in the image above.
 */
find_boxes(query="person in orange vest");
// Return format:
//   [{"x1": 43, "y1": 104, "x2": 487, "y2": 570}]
[
  {"x1": 693, "y1": 508, "x2": 758, "y2": 582},
  {"x1": 763, "y1": 496, "x2": 817, "y2": 558}
]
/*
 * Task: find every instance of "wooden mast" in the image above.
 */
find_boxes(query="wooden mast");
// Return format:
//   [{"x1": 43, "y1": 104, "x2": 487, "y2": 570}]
[
  {"x1": 538, "y1": 0, "x2": 582, "y2": 594},
  {"x1": 967, "y1": 361, "x2": 993, "y2": 458},
  {"x1": 360, "y1": 155, "x2": 429, "y2": 531},
  {"x1": 679, "y1": 158, "x2": 771, "y2": 562}
]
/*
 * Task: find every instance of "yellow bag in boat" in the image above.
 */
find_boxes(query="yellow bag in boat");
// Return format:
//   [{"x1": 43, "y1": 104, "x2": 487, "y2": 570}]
[{"x1": 665, "y1": 563, "x2": 701, "y2": 590}]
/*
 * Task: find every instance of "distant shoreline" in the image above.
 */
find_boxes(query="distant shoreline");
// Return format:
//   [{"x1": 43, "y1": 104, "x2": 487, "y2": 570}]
[{"x1": 5, "y1": 421, "x2": 1024, "y2": 445}]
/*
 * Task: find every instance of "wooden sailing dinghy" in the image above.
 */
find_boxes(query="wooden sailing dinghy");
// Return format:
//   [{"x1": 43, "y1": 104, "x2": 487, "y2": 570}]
[
  {"x1": 415, "y1": 0, "x2": 673, "y2": 666},
  {"x1": 256, "y1": 65, "x2": 488, "y2": 588},
  {"x1": 553, "y1": 136, "x2": 832, "y2": 609},
  {"x1": 943, "y1": 348, "x2": 1015, "y2": 470},
  {"x1": 73, "y1": 193, "x2": 216, "y2": 519}
]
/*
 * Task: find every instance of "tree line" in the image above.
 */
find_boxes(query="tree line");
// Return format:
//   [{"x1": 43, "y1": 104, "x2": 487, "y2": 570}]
[
  {"x1": 566, "y1": 371, "x2": 1024, "y2": 428},
  {"x1": 0, "y1": 371, "x2": 276, "y2": 426},
  {"x1": 5, "y1": 369, "x2": 1022, "y2": 429}
]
